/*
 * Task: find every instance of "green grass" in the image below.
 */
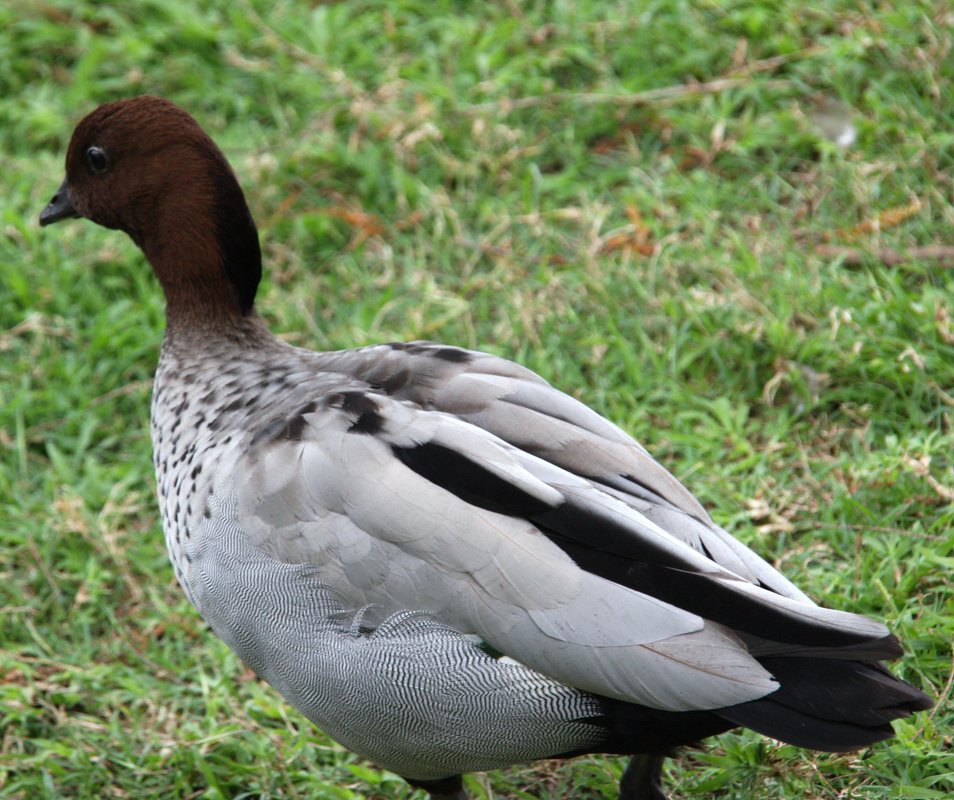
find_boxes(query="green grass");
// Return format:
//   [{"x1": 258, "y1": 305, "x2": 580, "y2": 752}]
[{"x1": 2, "y1": 0, "x2": 952, "y2": 797}]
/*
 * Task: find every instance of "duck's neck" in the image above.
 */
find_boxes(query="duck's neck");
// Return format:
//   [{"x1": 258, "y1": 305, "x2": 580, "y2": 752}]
[{"x1": 141, "y1": 157, "x2": 264, "y2": 337}]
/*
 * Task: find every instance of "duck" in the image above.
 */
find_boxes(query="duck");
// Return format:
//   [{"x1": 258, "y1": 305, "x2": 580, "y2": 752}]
[{"x1": 39, "y1": 96, "x2": 931, "y2": 800}]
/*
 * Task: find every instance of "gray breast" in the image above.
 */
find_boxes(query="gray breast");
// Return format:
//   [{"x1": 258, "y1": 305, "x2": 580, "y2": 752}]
[{"x1": 150, "y1": 344, "x2": 330, "y2": 600}]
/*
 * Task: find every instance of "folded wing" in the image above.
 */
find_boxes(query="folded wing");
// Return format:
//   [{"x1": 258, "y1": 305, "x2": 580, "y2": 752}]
[{"x1": 234, "y1": 346, "x2": 898, "y2": 712}]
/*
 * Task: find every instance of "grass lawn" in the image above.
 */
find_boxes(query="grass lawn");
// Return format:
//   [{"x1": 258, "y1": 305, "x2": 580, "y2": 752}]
[{"x1": 2, "y1": 1, "x2": 952, "y2": 797}]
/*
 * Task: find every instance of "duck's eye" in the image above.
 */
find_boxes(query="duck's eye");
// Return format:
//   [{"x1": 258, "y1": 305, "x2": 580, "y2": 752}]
[{"x1": 85, "y1": 146, "x2": 108, "y2": 174}]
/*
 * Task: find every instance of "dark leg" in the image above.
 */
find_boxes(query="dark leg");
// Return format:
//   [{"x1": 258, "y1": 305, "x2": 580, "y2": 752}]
[
  {"x1": 404, "y1": 774, "x2": 467, "y2": 800},
  {"x1": 619, "y1": 754, "x2": 667, "y2": 800}
]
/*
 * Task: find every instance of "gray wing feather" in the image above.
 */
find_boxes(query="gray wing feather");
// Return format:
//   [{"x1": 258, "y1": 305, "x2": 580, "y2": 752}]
[
  {"x1": 236, "y1": 391, "x2": 783, "y2": 710},
  {"x1": 330, "y1": 343, "x2": 812, "y2": 600},
  {"x1": 232, "y1": 343, "x2": 889, "y2": 711}
]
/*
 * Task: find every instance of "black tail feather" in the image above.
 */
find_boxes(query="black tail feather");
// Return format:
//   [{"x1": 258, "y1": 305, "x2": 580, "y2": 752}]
[
  {"x1": 581, "y1": 657, "x2": 930, "y2": 758},
  {"x1": 717, "y1": 657, "x2": 932, "y2": 751},
  {"x1": 718, "y1": 698, "x2": 895, "y2": 751}
]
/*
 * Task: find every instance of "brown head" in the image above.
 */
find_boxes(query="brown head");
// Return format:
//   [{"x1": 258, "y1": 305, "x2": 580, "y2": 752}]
[{"x1": 40, "y1": 96, "x2": 262, "y2": 323}]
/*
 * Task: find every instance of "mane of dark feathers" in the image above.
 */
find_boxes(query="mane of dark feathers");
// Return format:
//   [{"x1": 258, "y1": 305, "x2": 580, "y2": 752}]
[
  {"x1": 201, "y1": 139, "x2": 262, "y2": 314},
  {"x1": 212, "y1": 176, "x2": 261, "y2": 314}
]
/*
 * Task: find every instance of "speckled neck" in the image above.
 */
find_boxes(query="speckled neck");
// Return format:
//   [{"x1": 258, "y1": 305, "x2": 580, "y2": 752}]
[{"x1": 160, "y1": 305, "x2": 277, "y2": 353}]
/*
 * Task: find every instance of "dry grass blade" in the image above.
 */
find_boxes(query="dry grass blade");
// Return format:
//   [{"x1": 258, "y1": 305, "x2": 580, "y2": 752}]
[{"x1": 816, "y1": 245, "x2": 954, "y2": 267}]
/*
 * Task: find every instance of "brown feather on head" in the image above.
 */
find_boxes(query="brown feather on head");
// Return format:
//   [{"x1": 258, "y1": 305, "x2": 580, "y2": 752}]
[{"x1": 41, "y1": 96, "x2": 262, "y2": 319}]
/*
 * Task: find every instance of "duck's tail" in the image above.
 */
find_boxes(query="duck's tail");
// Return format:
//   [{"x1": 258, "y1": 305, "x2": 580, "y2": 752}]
[{"x1": 716, "y1": 654, "x2": 932, "y2": 750}]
